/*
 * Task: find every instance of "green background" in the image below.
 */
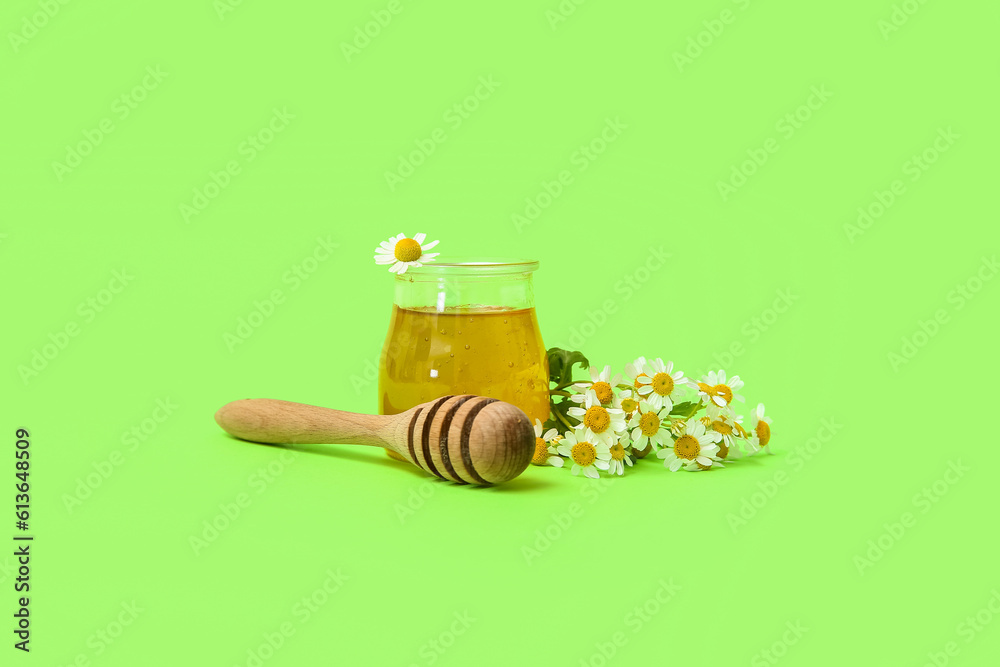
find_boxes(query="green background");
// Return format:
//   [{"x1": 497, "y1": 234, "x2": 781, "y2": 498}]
[{"x1": 4, "y1": 1, "x2": 999, "y2": 665}]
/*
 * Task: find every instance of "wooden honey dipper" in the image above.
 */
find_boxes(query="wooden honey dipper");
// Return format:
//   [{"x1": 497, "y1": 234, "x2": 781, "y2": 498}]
[{"x1": 214, "y1": 395, "x2": 535, "y2": 485}]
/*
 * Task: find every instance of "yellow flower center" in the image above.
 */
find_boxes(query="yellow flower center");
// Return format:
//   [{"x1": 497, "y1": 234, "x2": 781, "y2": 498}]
[
  {"x1": 591, "y1": 381, "x2": 613, "y2": 405},
  {"x1": 651, "y1": 372, "x2": 674, "y2": 396},
  {"x1": 717, "y1": 439, "x2": 729, "y2": 460},
  {"x1": 620, "y1": 397, "x2": 639, "y2": 415},
  {"x1": 674, "y1": 434, "x2": 700, "y2": 460},
  {"x1": 531, "y1": 437, "x2": 549, "y2": 465},
  {"x1": 633, "y1": 374, "x2": 649, "y2": 390},
  {"x1": 393, "y1": 238, "x2": 422, "y2": 262},
  {"x1": 571, "y1": 441, "x2": 597, "y2": 467},
  {"x1": 711, "y1": 420, "x2": 733, "y2": 435},
  {"x1": 609, "y1": 443, "x2": 625, "y2": 461},
  {"x1": 639, "y1": 411, "x2": 660, "y2": 436},
  {"x1": 756, "y1": 420, "x2": 771, "y2": 447},
  {"x1": 583, "y1": 406, "x2": 611, "y2": 433},
  {"x1": 712, "y1": 384, "x2": 733, "y2": 404}
]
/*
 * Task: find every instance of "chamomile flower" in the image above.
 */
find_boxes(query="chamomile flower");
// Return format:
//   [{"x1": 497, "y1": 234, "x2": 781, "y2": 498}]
[
  {"x1": 635, "y1": 358, "x2": 688, "y2": 412},
  {"x1": 571, "y1": 364, "x2": 621, "y2": 405},
  {"x1": 684, "y1": 457, "x2": 725, "y2": 472},
  {"x1": 623, "y1": 356, "x2": 648, "y2": 389},
  {"x1": 373, "y1": 233, "x2": 440, "y2": 275},
  {"x1": 704, "y1": 412, "x2": 744, "y2": 460},
  {"x1": 567, "y1": 389, "x2": 627, "y2": 447},
  {"x1": 615, "y1": 389, "x2": 641, "y2": 419},
  {"x1": 656, "y1": 420, "x2": 721, "y2": 472},
  {"x1": 530, "y1": 419, "x2": 563, "y2": 467},
  {"x1": 747, "y1": 403, "x2": 773, "y2": 455},
  {"x1": 696, "y1": 370, "x2": 745, "y2": 417},
  {"x1": 557, "y1": 429, "x2": 611, "y2": 479},
  {"x1": 627, "y1": 401, "x2": 671, "y2": 453},
  {"x1": 606, "y1": 440, "x2": 633, "y2": 476}
]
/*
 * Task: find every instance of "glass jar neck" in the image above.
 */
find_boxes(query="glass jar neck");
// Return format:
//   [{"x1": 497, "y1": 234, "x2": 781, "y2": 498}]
[{"x1": 393, "y1": 262, "x2": 537, "y2": 312}]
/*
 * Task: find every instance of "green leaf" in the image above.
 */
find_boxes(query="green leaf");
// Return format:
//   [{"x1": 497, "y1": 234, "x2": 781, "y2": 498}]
[
  {"x1": 546, "y1": 347, "x2": 590, "y2": 389},
  {"x1": 543, "y1": 398, "x2": 580, "y2": 434},
  {"x1": 543, "y1": 347, "x2": 590, "y2": 433},
  {"x1": 668, "y1": 401, "x2": 701, "y2": 419}
]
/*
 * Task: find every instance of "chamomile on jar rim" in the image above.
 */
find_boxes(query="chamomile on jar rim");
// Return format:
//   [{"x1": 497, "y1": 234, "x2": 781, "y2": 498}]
[{"x1": 373, "y1": 233, "x2": 440, "y2": 274}]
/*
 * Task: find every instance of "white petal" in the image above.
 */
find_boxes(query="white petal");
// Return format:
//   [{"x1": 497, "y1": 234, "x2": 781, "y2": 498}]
[
  {"x1": 374, "y1": 255, "x2": 395, "y2": 264},
  {"x1": 413, "y1": 233, "x2": 426, "y2": 244},
  {"x1": 421, "y1": 239, "x2": 440, "y2": 250},
  {"x1": 380, "y1": 241, "x2": 392, "y2": 250},
  {"x1": 375, "y1": 247, "x2": 392, "y2": 254},
  {"x1": 669, "y1": 458, "x2": 683, "y2": 472},
  {"x1": 585, "y1": 467, "x2": 599, "y2": 479}
]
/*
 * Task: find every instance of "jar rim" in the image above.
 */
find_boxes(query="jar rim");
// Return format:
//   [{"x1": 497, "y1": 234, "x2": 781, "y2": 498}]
[{"x1": 400, "y1": 257, "x2": 539, "y2": 278}]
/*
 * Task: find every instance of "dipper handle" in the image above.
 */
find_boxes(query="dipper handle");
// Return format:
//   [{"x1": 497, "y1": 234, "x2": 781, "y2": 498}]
[
  {"x1": 214, "y1": 398, "x2": 392, "y2": 447},
  {"x1": 214, "y1": 396, "x2": 534, "y2": 485}
]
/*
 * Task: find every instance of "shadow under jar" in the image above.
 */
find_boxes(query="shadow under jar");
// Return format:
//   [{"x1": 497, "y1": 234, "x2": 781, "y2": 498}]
[{"x1": 378, "y1": 259, "x2": 549, "y2": 461}]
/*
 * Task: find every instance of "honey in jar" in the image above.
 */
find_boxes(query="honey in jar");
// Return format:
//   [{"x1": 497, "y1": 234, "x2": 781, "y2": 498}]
[{"x1": 377, "y1": 259, "x2": 549, "y2": 460}]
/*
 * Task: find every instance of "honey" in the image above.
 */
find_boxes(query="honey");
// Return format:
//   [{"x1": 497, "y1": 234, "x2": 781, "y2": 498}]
[{"x1": 378, "y1": 305, "x2": 550, "y2": 426}]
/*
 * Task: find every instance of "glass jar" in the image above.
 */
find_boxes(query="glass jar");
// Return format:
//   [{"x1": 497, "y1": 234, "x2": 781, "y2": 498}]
[{"x1": 378, "y1": 259, "x2": 549, "y2": 460}]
